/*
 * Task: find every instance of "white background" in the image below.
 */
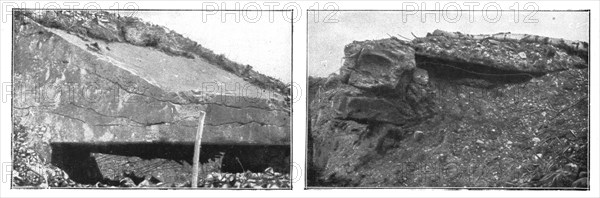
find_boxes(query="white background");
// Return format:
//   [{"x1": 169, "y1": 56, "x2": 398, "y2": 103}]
[
  {"x1": 308, "y1": 10, "x2": 590, "y2": 77},
  {"x1": 126, "y1": 10, "x2": 292, "y2": 83},
  {"x1": 0, "y1": 1, "x2": 598, "y2": 197}
]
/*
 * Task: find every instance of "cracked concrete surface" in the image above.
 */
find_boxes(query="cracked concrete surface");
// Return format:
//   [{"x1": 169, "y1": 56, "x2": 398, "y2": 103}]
[{"x1": 13, "y1": 15, "x2": 291, "y2": 163}]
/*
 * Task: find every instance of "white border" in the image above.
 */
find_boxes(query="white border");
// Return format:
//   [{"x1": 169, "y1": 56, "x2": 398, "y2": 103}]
[{"x1": 1, "y1": 1, "x2": 598, "y2": 197}]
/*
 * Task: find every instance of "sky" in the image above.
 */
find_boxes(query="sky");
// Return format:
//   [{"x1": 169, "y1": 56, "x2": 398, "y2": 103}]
[
  {"x1": 121, "y1": 11, "x2": 292, "y2": 83},
  {"x1": 308, "y1": 11, "x2": 590, "y2": 77}
]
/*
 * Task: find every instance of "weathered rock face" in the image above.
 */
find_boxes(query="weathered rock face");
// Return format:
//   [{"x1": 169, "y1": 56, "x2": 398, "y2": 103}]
[
  {"x1": 341, "y1": 38, "x2": 417, "y2": 90},
  {"x1": 309, "y1": 38, "x2": 435, "y2": 185},
  {"x1": 13, "y1": 12, "x2": 290, "y2": 167},
  {"x1": 335, "y1": 38, "x2": 435, "y2": 124},
  {"x1": 309, "y1": 31, "x2": 588, "y2": 187}
]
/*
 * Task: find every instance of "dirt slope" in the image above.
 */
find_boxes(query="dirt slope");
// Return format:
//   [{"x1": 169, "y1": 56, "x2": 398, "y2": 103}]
[{"x1": 309, "y1": 32, "x2": 588, "y2": 188}]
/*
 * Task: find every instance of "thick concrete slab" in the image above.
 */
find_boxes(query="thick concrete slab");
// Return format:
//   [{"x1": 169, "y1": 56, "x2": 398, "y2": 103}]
[{"x1": 13, "y1": 16, "x2": 290, "y2": 146}]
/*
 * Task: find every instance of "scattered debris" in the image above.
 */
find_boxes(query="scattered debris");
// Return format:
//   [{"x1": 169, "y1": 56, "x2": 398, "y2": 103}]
[
  {"x1": 518, "y1": 52, "x2": 527, "y2": 59},
  {"x1": 85, "y1": 42, "x2": 101, "y2": 52},
  {"x1": 413, "y1": 131, "x2": 424, "y2": 142},
  {"x1": 309, "y1": 29, "x2": 587, "y2": 187},
  {"x1": 532, "y1": 137, "x2": 541, "y2": 146}
]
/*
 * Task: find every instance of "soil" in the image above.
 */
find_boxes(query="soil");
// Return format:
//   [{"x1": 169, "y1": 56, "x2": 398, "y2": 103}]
[{"x1": 308, "y1": 34, "x2": 588, "y2": 188}]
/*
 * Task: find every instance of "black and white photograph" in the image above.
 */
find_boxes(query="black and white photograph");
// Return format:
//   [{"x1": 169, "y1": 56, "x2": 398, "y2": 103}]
[
  {"x1": 11, "y1": 9, "x2": 292, "y2": 189},
  {"x1": 307, "y1": 10, "x2": 589, "y2": 188},
  {"x1": 1, "y1": 1, "x2": 600, "y2": 197}
]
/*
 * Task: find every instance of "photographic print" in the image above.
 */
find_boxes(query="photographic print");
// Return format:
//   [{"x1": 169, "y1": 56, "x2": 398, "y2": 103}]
[
  {"x1": 11, "y1": 9, "x2": 292, "y2": 189},
  {"x1": 2, "y1": 1, "x2": 598, "y2": 197},
  {"x1": 307, "y1": 10, "x2": 589, "y2": 189}
]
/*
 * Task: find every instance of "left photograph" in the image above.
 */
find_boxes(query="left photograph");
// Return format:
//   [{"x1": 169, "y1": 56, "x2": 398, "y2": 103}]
[{"x1": 12, "y1": 10, "x2": 291, "y2": 189}]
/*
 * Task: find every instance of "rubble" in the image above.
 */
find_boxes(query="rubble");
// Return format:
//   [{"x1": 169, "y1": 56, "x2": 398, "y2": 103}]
[{"x1": 309, "y1": 30, "x2": 588, "y2": 187}]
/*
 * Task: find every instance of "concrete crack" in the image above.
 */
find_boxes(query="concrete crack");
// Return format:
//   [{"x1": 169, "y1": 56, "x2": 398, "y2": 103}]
[{"x1": 49, "y1": 111, "x2": 87, "y2": 123}]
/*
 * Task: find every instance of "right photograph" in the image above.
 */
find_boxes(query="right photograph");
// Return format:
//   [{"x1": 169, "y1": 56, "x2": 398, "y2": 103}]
[{"x1": 307, "y1": 10, "x2": 589, "y2": 188}]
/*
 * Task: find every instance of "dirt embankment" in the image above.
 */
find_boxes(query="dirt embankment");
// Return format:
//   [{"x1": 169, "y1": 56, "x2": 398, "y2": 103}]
[{"x1": 308, "y1": 31, "x2": 588, "y2": 188}]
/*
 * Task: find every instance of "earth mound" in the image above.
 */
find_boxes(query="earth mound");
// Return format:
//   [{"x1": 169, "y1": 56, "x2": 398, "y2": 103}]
[{"x1": 308, "y1": 30, "x2": 588, "y2": 188}]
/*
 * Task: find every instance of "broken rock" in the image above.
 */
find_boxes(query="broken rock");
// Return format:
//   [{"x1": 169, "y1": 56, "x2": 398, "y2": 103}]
[{"x1": 341, "y1": 38, "x2": 416, "y2": 90}]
